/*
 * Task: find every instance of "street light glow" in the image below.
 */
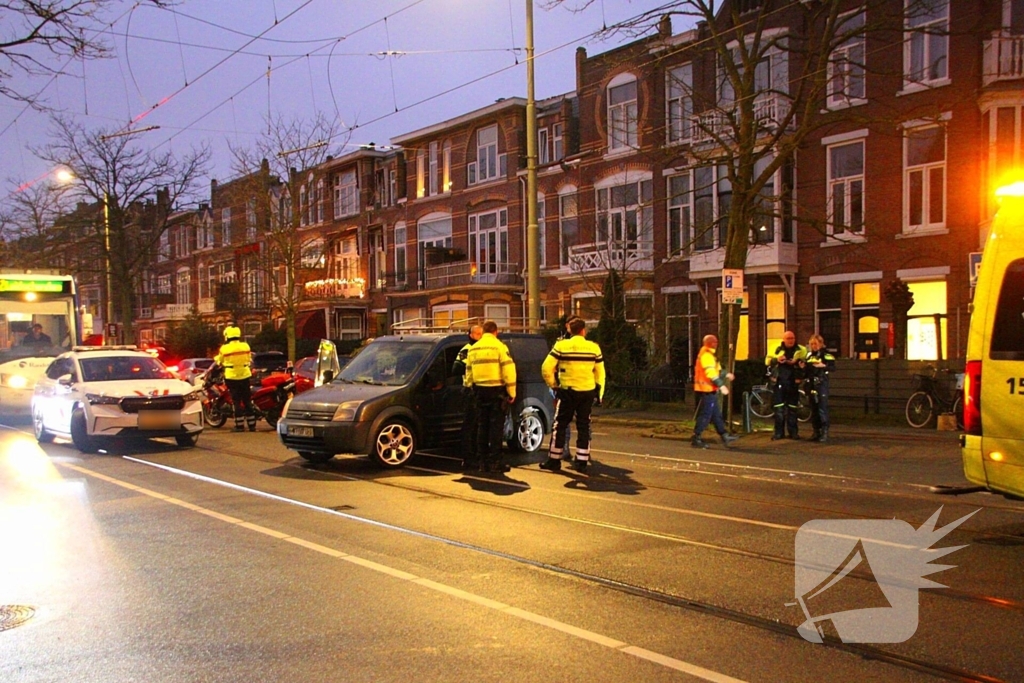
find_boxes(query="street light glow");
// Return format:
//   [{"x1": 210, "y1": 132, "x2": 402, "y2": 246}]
[{"x1": 55, "y1": 169, "x2": 74, "y2": 183}]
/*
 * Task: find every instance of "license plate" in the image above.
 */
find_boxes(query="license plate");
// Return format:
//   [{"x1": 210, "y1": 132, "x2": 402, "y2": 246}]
[
  {"x1": 138, "y1": 410, "x2": 181, "y2": 430},
  {"x1": 290, "y1": 425, "x2": 314, "y2": 437}
]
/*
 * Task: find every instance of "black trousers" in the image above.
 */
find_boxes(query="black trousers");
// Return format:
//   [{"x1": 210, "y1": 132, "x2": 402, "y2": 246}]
[
  {"x1": 226, "y1": 377, "x2": 256, "y2": 429},
  {"x1": 809, "y1": 378, "x2": 830, "y2": 432},
  {"x1": 460, "y1": 387, "x2": 479, "y2": 462},
  {"x1": 772, "y1": 381, "x2": 800, "y2": 437},
  {"x1": 550, "y1": 388, "x2": 595, "y2": 461},
  {"x1": 475, "y1": 386, "x2": 508, "y2": 463}
]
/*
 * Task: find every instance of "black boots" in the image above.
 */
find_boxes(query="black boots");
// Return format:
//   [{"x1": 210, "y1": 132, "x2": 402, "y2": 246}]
[
  {"x1": 818, "y1": 428, "x2": 829, "y2": 443},
  {"x1": 691, "y1": 436, "x2": 710, "y2": 449},
  {"x1": 539, "y1": 458, "x2": 562, "y2": 472},
  {"x1": 721, "y1": 433, "x2": 739, "y2": 446}
]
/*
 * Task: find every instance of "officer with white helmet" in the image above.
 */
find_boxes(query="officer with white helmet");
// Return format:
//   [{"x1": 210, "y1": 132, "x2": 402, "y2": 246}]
[{"x1": 215, "y1": 324, "x2": 256, "y2": 432}]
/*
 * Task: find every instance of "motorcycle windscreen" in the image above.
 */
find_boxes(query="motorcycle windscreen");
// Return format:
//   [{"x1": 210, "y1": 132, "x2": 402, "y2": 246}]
[{"x1": 314, "y1": 339, "x2": 341, "y2": 387}]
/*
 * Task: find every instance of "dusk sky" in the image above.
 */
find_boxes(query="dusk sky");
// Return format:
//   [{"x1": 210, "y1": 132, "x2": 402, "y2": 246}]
[{"x1": 2, "y1": 0, "x2": 684, "y2": 202}]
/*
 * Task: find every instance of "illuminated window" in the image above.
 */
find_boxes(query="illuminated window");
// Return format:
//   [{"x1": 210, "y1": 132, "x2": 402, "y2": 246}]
[
  {"x1": 765, "y1": 290, "x2": 786, "y2": 353},
  {"x1": 852, "y1": 281, "x2": 880, "y2": 359},
  {"x1": 906, "y1": 280, "x2": 947, "y2": 360}
]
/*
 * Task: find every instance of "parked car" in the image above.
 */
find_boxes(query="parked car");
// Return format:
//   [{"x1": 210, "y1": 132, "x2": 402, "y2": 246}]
[
  {"x1": 31, "y1": 346, "x2": 204, "y2": 453},
  {"x1": 177, "y1": 357, "x2": 215, "y2": 384},
  {"x1": 250, "y1": 351, "x2": 288, "y2": 384},
  {"x1": 277, "y1": 333, "x2": 553, "y2": 468},
  {"x1": 294, "y1": 353, "x2": 352, "y2": 394}
]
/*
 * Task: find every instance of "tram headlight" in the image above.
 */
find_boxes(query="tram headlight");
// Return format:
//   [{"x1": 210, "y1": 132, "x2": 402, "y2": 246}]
[{"x1": 5, "y1": 374, "x2": 29, "y2": 389}]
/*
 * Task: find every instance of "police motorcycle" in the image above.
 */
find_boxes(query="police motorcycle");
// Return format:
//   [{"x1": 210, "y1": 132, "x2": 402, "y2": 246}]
[{"x1": 198, "y1": 362, "x2": 296, "y2": 429}]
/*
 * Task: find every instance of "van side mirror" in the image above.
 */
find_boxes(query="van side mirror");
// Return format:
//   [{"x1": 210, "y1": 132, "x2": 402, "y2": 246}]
[
  {"x1": 322, "y1": 369, "x2": 334, "y2": 384},
  {"x1": 58, "y1": 374, "x2": 74, "y2": 386}
]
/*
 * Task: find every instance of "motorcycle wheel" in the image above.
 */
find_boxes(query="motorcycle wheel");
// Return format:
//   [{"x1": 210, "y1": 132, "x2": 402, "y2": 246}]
[
  {"x1": 264, "y1": 408, "x2": 281, "y2": 429},
  {"x1": 204, "y1": 399, "x2": 228, "y2": 428}
]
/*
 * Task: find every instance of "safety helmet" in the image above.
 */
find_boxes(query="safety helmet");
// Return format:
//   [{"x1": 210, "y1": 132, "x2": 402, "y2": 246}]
[{"x1": 223, "y1": 325, "x2": 241, "y2": 341}]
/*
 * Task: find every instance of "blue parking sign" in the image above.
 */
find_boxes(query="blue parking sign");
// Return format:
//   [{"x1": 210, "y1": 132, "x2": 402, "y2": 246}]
[
  {"x1": 725, "y1": 275, "x2": 733, "y2": 289},
  {"x1": 969, "y1": 252, "x2": 982, "y2": 288}
]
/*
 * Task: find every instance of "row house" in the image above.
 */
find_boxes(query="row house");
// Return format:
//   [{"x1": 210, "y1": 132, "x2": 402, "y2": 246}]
[{"x1": 130, "y1": 0, "x2": 1022, "y2": 367}]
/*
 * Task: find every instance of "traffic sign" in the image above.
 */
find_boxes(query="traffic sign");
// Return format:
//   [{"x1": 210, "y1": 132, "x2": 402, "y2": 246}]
[
  {"x1": 968, "y1": 252, "x2": 982, "y2": 289},
  {"x1": 723, "y1": 269, "x2": 744, "y2": 296}
]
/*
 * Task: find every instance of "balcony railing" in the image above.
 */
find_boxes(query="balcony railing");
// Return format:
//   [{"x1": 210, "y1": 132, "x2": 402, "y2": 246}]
[
  {"x1": 303, "y1": 278, "x2": 365, "y2": 300},
  {"x1": 424, "y1": 261, "x2": 522, "y2": 289},
  {"x1": 690, "y1": 95, "x2": 789, "y2": 144},
  {"x1": 983, "y1": 32, "x2": 1024, "y2": 85},
  {"x1": 568, "y1": 240, "x2": 654, "y2": 273},
  {"x1": 687, "y1": 241, "x2": 799, "y2": 278},
  {"x1": 152, "y1": 303, "x2": 193, "y2": 321}
]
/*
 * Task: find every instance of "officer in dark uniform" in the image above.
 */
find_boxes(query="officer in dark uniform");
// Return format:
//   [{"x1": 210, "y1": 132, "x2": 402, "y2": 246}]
[
  {"x1": 805, "y1": 334, "x2": 836, "y2": 443},
  {"x1": 452, "y1": 324, "x2": 484, "y2": 469},
  {"x1": 766, "y1": 330, "x2": 807, "y2": 440}
]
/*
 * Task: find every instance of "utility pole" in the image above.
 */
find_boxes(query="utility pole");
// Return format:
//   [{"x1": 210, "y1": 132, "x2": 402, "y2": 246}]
[{"x1": 525, "y1": 0, "x2": 540, "y2": 332}]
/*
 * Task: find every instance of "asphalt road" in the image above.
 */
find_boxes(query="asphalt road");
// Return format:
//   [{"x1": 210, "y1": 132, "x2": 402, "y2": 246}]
[{"x1": 1, "y1": 417, "x2": 1021, "y2": 683}]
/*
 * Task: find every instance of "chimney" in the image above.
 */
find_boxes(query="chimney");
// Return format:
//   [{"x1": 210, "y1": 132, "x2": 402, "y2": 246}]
[
  {"x1": 575, "y1": 47, "x2": 587, "y2": 94},
  {"x1": 658, "y1": 14, "x2": 672, "y2": 39}
]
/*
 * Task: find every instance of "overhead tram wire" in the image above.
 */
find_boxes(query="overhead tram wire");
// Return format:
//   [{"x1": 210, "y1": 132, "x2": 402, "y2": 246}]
[{"x1": 111, "y1": 0, "x2": 319, "y2": 135}]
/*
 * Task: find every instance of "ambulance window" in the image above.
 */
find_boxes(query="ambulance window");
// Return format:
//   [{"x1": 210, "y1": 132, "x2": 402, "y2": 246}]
[{"x1": 991, "y1": 259, "x2": 1024, "y2": 360}]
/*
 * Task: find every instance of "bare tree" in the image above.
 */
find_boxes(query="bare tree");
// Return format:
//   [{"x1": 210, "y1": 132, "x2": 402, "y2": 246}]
[
  {"x1": 0, "y1": 178, "x2": 73, "y2": 265},
  {"x1": 229, "y1": 112, "x2": 347, "y2": 361},
  {"x1": 0, "y1": 1, "x2": 173, "y2": 106},
  {"x1": 33, "y1": 115, "x2": 210, "y2": 341},
  {"x1": 545, "y1": 0, "x2": 953, "y2": 371}
]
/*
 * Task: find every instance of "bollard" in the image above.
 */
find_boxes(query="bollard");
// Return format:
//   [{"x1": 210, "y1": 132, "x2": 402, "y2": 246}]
[{"x1": 743, "y1": 391, "x2": 752, "y2": 433}]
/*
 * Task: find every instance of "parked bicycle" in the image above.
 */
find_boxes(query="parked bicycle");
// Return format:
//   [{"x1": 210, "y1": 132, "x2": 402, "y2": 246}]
[
  {"x1": 747, "y1": 375, "x2": 812, "y2": 423},
  {"x1": 905, "y1": 366, "x2": 964, "y2": 429}
]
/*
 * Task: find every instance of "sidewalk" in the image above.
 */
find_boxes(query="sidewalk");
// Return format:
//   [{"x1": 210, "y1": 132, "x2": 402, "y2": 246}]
[{"x1": 593, "y1": 404, "x2": 960, "y2": 443}]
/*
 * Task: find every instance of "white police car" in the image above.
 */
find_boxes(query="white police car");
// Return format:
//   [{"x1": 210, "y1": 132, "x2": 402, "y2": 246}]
[{"x1": 31, "y1": 346, "x2": 204, "y2": 453}]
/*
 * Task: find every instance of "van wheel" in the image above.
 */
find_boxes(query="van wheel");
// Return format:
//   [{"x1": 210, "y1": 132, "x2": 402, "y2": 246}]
[
  {"x1": 70, "y1": 407, "x2": 99, "y2": 454},
  {"x1": 33, "y1": 407, "x2": 54, "y2": 443},
  {"x1": 508, "y1": 411, "x2": 545, "y2": 453},
  {"x1": 298, "y1": 451, "x2": 334, "y2": 464},
  {"x1": 372, "y1": 420, "x2": 416, "y2": 468}
]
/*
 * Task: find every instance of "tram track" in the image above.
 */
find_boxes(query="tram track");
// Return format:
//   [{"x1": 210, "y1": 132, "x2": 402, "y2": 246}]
[
  {"x1": 122, "y1": 452, "x2": 1010, "y2": 683},
  {"x1": 161, "y1": 440, "x2": 1024, "y2": 615}
]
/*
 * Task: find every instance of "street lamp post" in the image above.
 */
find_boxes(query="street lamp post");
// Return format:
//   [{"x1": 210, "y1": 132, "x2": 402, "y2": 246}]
[
  {"x1": 525, "y1": 0, "x2": 540, "y2": 332},
  {"x1": 103, "y1": 192, "x2": 113, "y2": 342}
]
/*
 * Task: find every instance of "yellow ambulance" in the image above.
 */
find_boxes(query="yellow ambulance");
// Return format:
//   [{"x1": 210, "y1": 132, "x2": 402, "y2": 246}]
[{"x1": 961, "y1": 181, "x2": 1024, "y2": 499}]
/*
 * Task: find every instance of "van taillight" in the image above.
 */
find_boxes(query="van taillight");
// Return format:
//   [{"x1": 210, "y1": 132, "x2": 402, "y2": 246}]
[{"x1": 964, "y1": 360, "x2": 982, "y2": 436}]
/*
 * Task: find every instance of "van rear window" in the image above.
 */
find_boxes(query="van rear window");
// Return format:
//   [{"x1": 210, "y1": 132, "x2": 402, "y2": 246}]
[{"x1": 991, "y1": 259, "x2": 1024, "y2": 360}]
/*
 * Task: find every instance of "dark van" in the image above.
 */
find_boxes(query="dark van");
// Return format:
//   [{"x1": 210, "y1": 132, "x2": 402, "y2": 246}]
[{"x1": 277, "y1": 332, "x2": 554, "y2": 468}]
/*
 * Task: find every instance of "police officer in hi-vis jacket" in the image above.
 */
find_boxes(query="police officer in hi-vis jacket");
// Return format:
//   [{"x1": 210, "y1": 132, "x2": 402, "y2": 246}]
[
  {"x1": 805, "y1": 334, "x2": 836, "y2": 443},
  {"x1": 214, "y1": 325, "x2": 256, "y2": 432},
  {"x1": 465, "y1": 320, "x2": 517, "y2": 473},
  {"x1": 766, "y1": 330, "x2": 808, "y2": 440},
  {"x1": 539, "y1": 317, "x2": 605, "y2": 473},
  {"x1": 451, "y1": 324, "x2": 484, "y2": 469}
]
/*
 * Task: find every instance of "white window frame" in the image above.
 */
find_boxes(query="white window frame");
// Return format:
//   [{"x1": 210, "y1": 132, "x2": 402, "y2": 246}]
[
  {"x1": 428, "y1": 142, "x2": 439, "y2": 196},
  {"x1": 468, "y1": 208, "x2": 509, "y2": 282},
  {"x1": 469, "y1": 124, "x2": 504, "y2": 185},
  {"x1": 417, "y1": 214, "x2": 453, "y2": 286},
  {"x1": 301, "y1": 238, "x2": 325, "y2": 269},
  {"x1": 442, "y1": 141, "x2": 451, "y2": 193},
  {"x1": 903, "y1": 0, "x2": 949, "y2": 88},
  {"x1": 334, "y1": 170, "x2": 358, "y2": 217},
  {"x1": 607, "y1": 73, "x2": 638, "y2": 151},
  {"x1": 667, "y1": 173, "x2": 692, "y2": 257},
  {"x1": 176, "y1": 268, "x2": 191, "y2": 305},
  {"x1": 558, "y1": 188, "x2": 579, "y2": 267},
  {"x1": 903, "y1": 124, "x2": 946, "y2": 234},
  {"x1": 329, "y1": 236, "x2": 359, "y2": 282},
  {"x1": 484, "y1": 304, "x2": 510, "y2": 329},
  {"x1": 220, "y1": 208, "x2": 231, "y2": 246},
  {"x1": 174, "y1": 224, "x2": 190, "y2": 258},
  {"x1": 552, "y1": 122, "x2": 564, "y2": 162},
  {"x1": 828, "y1": 9, "x2": 867, "y2": 108},
  {"x1": 827, "y1": 138, "x2": 866, "y2": 238},
  {"x1": 394, "y1": 223, "x2": 407, "y2": 285},
  {"x1": 595, "y1": 177, "x2": 653, "y2": 256},
  {"x1": 667, "y1": 63, "x2": 693, "y2": 144},
  {"x1": 537, "y1": 194, "x2": 546, "y2": 268},
  {"x1": 538, "y1": 127, "x2": 550, "y2": 165}
]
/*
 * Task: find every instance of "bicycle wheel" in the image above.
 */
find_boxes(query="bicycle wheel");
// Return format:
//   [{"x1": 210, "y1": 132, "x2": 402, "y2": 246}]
[
  {"x1": 906, "y1": 391, "x2": 934, "y2": 428},
  {"x1": 749, "y1": 386, "x2": 775, "y2": 419},
  {"x1": 952, "y1": 395, "x2": 964, "y2": 431},
  {"x1": 797, "y1": 390, "x2": 813, "y2": 423}
]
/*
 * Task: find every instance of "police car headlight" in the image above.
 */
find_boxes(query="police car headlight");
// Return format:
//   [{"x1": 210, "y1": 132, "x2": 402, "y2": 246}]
[
  {"x1": 280, "y1": 396, "x2": 292, "y2": 419},
  {"x1": 183, "y1": 390, "x2": 204, "y2": 403},
  {"x1": 332, "y1": 401, "x2": 361, "y2": 422},
  {"x1": 6, "y1": 374, "x2": 29, "y2": 389},
  {"x1": 86, "y1": 393, "x2": 121, "y2": 405}
]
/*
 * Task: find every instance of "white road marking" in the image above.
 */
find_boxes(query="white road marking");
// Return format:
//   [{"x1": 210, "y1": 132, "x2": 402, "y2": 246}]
[{"x1": 59, "y1": 460, "x2": 748, "y2": 682}]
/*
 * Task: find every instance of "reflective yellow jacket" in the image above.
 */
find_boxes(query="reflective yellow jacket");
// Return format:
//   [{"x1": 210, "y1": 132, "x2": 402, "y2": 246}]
[
  {"x1": 693, "y1": 345, "x2": 724, "y2": 393},
  {"x1": 542, "y1": 335, "x2": 606, "y2": 399},
  {"x1": 465, "y1": 333, "x2": 517, "y2": 399},
  {"x1": 215, "y1": 339, "x2": 253, "y2": 381}
]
